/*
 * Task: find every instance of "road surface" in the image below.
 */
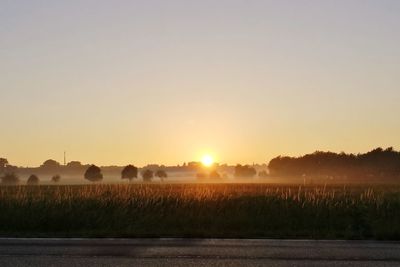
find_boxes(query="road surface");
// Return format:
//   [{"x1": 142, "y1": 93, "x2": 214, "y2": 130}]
[{"x1": 0, "y1": 238, "x2": 399, "y2": 266}]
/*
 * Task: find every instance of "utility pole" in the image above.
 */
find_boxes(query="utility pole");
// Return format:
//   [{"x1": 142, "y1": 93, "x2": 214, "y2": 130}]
[{"x1": 64, "y1": 151, "x2": 66, "y2": 166}]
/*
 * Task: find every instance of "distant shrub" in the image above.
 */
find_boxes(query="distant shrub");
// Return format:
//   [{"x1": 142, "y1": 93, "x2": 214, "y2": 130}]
[
  {"x1": 84, "y1": 165, "x2": 103, "y2": 182},
  {"x1": 142, "y1": 169, "x2": 153, "y2": 182},
  {"x1": 51, "y1": 175, "x2": 61, "y2": 183},
  {"x1": 258, "y1": 170, "x2": 269, "y2": 178},
  {"x1": 234, "y1": 165, "x2": 256, "y2": 178},
  {"x1": 0, "y1": 158, "x2": 9, "y2": 171},
  {"x1": 121, "y1": 165, "x2": 138, "y2": 181},
  {"x1": 155, "y1": 170, "x2": 167, "y2": 181},
  {"x1": 27, "y1": 174, "x2": 39, "y2": 185},
  {"x1": 40, "y1": 159, "x2": 61, "y2": 171},
  {"x1": 1, "y1": 173, "x2": 19, "y2": 185}
]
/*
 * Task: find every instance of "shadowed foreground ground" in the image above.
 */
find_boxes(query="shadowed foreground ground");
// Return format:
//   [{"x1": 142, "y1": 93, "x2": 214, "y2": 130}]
[
  {"x1": 1, "y1": 184, "x2": 400, "y2": 239},
  {"x1": 0, "y1": 238, "x2": 399, "y2": 267}
]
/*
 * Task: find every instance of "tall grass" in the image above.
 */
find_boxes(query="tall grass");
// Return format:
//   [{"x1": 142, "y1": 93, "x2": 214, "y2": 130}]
[{"x1": 0, "y1": 184, "x2": 399, "y2": 239}]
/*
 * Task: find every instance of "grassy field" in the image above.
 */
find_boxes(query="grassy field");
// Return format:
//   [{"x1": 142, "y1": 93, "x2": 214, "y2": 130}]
[{"x1": 0, "y1": 183, "x2": 399, "y2": 239}]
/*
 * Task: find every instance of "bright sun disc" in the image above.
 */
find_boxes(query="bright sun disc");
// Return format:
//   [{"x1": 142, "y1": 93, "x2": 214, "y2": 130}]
[{"x1": 201, "y1": 155, "x2": 214, "y2": 167}]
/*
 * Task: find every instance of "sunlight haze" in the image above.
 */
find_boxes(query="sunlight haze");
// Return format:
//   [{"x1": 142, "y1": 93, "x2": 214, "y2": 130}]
[{"x1": 1, "y1": 0, "x2": 400, "y2": 166}]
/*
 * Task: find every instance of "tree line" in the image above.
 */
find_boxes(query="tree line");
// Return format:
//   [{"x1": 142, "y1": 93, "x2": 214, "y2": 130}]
[
  {"x1": 196, "y1": 164, "x2": 258, "y2": 180},
  {"x1": 268, "y1": 147, "x2": 400, "y2": 181},
  {"x1": 3, "y1": 146, "x2": 399, "y2": 184},
  {"x1": 0, "y1": 164, "x2": 167, "y2": 185}
]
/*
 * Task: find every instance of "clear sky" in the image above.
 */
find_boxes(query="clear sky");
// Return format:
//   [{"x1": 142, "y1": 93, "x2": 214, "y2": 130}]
[{"x1": 1, "y1": 0, "x2": 400, "y2": 167}]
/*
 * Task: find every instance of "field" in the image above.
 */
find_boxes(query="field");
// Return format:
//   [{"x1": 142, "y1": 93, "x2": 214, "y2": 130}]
[{"x1": 0, "y1": 183, "x2": 399, "y2": 239}]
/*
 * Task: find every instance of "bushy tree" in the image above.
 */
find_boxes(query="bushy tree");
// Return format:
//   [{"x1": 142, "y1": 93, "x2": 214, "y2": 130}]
[
  {"x1": 0, "y1": 158, "x2": 9, "y2": 175},
  {"x1": 0, "y1": 158, "x2": 8, "y2": 169},
  {"x1": 84, "y1": 165, "x2": 103, "y2": 182},
  {"x1": 51, "y1": 175, "x2": 61, "y2": 183},
  {"x1": 234, "y1": 165, "x2": 256, "y2": 178},
  {"x1": 142, "y1": 169, "x2": 153, "y2": 182},
  {"x1": 66, "y1": 161, "x2": 83, "y2": 169},
  {"x1": 41, "y1": 159, "x2": 61, "y2": 170},
  {"x1": 155, "y1": 169, "x2": 167, "y2": 181},
  {"x1": 121, "y1": 165, "x2": 138, "y2": 181},
  {"x1": 27, "y1": 174, "x2": 39, "y2": 185},
  {"x1": 1, "y1": 173, "x2": 19, "y2": 185}
]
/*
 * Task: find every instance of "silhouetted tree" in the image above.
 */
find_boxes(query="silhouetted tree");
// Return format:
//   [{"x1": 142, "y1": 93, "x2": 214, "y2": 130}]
[
  {"x1": 142, "y1": 169, "x2": 153, "y2": 182},
  {"x1": 27, "y1": 174, "x2": 39, "y2": 185},
  {"x1": 40, "y1": 159, "x2": 61, "y2": 170},
  {"x1": 258, "y1": 170, "x2": 269, "y2": 178},
  {"x1": 66, "y1": 161, "x2": 83, "y2": 169},
  {"x1": 51, "y1": 175, "x2": 61, "y2": 183},
  {"x1": 268, "y1": 147, "x2": 400, "y2": 181},
  {"x1": 121, "y1": 165, "x2": 138, "y2": 181},
  {"x1": 40, "y1": 159, "x2": 61, "y2": 176},
  {"x1": 155, "y1": 169, "x2": 167, "y2": 181},
  {"x1": 187, "y1": 161, "x2": 202, "y2": 171},
  {"x1": 84, "y1": 165, "x2": 103, "y2": 182},
  {"x1": 0, "y1": 158, "x2": 10, "y2": 176},
  {"x1": 1, "y1": 173, "x2": 19, "y2": 185},
  {"x1": 0, "y1": 158, "x2": 8, "y2": 170},
  {"x1": 234, "y1": 165, "x2": 256, "y2": 178}
]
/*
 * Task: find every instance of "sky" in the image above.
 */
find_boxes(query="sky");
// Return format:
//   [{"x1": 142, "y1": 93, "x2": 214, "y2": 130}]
[{"x1": 1, "y1": 0, "x2": 400, "y2": 167}]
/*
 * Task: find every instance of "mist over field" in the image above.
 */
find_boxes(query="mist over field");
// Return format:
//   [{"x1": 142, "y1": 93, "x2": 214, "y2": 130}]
[{"x1": 2, "y1": 147, "x2": 400, "y2": 186}]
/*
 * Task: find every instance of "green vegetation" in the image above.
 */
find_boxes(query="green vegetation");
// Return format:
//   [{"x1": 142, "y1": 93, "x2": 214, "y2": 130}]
[
  {"x1": 269, "y1": 147, "x2": 400, "y2": 182},
  {"x1": 84, "y1": 165, "x2": 103, "y2": 182},
  {"x1": 27, "y1": 175, "x2": 39, "y2": 185},
  {"x1": 121, "y1": 165, "x2": 138, "y2": 181},
  {"x1": 51, "y1": 175, "x2": 61, "y2": 183},
  {"x1": 155, "y1": 169, "x2": 168, "y2": 181},
  {"x1": 0, "y1": 173, "x2": 19, "y2": 185},
  {"x1": 0, "y1": 184, "x2": 399, "y2": 239},
  {"x1": 141, "y1": 169, "x2": 154, "y2": 182}
]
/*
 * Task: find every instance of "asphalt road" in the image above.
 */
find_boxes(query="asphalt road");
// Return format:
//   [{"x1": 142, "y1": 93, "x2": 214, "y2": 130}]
[{"x1": 0, "y1": 238, "x2": 399, "y2": 266}]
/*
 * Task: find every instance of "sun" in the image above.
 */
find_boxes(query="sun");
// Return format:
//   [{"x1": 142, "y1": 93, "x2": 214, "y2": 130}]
[{"x1": 201, "y1": 155, "x2": 214, "y2": 167}]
